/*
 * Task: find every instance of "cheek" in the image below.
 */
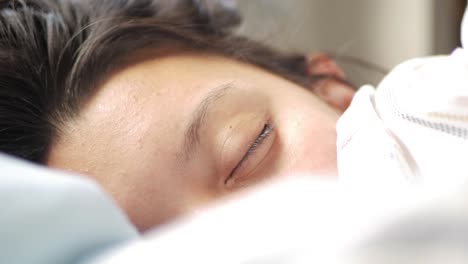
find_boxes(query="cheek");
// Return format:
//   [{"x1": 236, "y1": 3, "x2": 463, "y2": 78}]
[
  {"x1": 294, "y1": 124, "x2": 338, "y2": 175},
  {"x1": 273, "y1": 100, "x2": 339, "y2": 177}
]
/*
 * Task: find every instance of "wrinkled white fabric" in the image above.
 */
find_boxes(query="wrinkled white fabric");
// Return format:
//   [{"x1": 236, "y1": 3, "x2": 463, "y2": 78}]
[{"x1": 337, "y1": 30, "x2": 468, "y2": 191}]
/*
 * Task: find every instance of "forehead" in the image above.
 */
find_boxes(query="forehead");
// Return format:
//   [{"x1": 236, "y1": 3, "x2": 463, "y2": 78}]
[{"x1": 48, "y1": 54, "x2": 259, "y2": 178}]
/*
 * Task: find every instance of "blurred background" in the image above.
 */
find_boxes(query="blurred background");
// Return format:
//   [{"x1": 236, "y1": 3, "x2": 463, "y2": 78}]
[{"x1": 236, "y1": 0, "x2": 467, "y2": 86}]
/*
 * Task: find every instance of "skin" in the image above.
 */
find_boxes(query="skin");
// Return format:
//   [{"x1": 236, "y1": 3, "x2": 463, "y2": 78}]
[{"x1": 47, "y1": 53, "x2": 355, "y2": 231}]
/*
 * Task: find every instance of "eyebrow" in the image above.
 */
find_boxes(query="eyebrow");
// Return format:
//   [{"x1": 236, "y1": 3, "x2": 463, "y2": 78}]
[{"x1": 181, "y1": 83, "x2": 234, "y2": 161}]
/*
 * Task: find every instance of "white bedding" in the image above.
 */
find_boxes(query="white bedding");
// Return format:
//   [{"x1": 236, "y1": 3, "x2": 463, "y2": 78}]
[
  {"x1": 90, "y1": 176, "x2": 468, "y2": 264},
  {"x1": 2, "y1": 153, "x2": 467, "y2": 264}
]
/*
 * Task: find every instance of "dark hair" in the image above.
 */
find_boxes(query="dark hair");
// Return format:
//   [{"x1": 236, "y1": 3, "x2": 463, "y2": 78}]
[{"x1": 0, "y1": 0, "x2": 309, "y2": 163}]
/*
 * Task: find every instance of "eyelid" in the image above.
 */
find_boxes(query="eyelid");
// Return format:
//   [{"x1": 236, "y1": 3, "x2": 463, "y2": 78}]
[
  {"x1": 240, "y1": 123, "x2": 273, "y2": 168},
  {"x1": 225, "y1": 121, "x2": 274, "y2": 186}
]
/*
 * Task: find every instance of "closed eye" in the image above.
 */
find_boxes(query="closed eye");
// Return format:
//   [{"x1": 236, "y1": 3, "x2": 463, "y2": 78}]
[{"x1": 226, "y1": 122, "x2": 274, "y2": 184}]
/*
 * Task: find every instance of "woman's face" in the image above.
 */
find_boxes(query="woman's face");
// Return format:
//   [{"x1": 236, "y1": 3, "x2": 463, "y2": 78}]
[{"x1": 47, "y1": 53, "x2": 354, "y2": 231}]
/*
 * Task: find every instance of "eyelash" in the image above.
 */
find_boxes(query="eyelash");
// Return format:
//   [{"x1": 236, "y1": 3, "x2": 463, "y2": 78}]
[{"x1": 227, "y1": 122, "x2": 274, "y2": 181}]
